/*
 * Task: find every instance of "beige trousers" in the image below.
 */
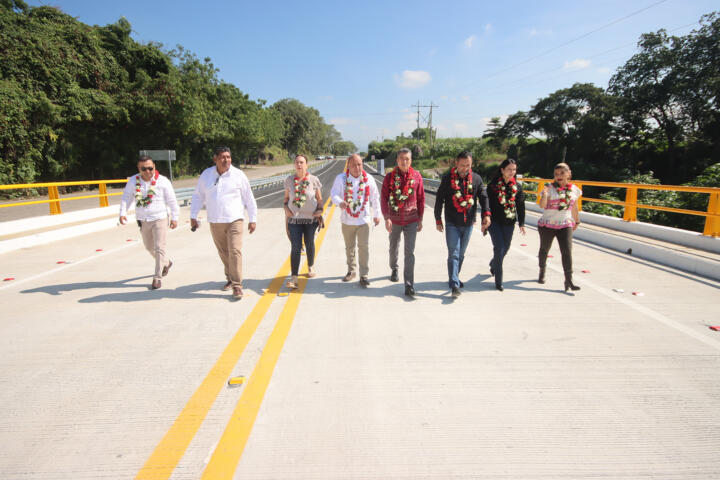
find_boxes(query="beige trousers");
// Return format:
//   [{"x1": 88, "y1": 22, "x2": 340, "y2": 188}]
[
  {"x1": 341, "y1": 223, "x2": 370, "y2": 277},
  {"x1": 140, "y1": 218, "x2": 170, "y2": 281},
  {"x1": 210, "y1": 219, "x2": 244, "y2": 287}
]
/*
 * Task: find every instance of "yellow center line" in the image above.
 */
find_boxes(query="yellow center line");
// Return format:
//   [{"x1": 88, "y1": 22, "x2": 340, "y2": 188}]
[
  {"x1": 201, "y1": 198, "x2": 336, "y2": 479},
  {"x1": 136, "y1": 260, "x2": 291, "y2": 479}
]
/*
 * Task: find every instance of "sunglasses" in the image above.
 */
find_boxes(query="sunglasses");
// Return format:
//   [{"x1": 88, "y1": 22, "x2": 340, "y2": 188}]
[{"x1": 140, "y1": 167, "x2": 155, "y2": 172}]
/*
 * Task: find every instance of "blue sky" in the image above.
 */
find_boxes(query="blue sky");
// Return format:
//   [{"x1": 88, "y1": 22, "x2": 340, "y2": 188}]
[{"x1": 28, "y1": 0, "x2": 718, "y2": 151}]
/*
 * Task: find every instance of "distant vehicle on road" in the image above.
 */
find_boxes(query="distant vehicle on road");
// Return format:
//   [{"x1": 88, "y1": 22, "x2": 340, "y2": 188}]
[{"x1": 316, "y1": 155, "x2": 325, "y2": 160}]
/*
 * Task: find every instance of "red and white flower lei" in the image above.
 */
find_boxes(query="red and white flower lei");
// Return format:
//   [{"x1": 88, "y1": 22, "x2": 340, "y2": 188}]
[
  {"x1": 293, "y1": 174, "x2": 310, "y2": 209},
  {"x1": 496, "y1": 177, "x2": 517, "y2": 219},
  {"x1": 135, "y1": 170, "x2": 159, "y2": 207},
  {"x1": 344, "y1": 170, "x2": 370, "y2": 218},
  {"x1": 450, "y1": 167, "x2": 474, "y2": 222},
  {"x1": 388, "y1": 167, "x2": 416, "y2": 212},
  {"x1": 555, "y1": 182, "x2": 574, "y2": 210}
]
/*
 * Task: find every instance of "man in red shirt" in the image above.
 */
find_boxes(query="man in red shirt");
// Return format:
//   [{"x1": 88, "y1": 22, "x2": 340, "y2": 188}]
[{"x1": 381, "y1": 148, "x2": 425, "y2": 297}]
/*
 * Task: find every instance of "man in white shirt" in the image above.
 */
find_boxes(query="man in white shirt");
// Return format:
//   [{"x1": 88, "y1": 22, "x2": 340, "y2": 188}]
[
  {"x1": 119, "y1": 156, "x2": 179, "y2": 290},
  {"x1": 330, "y1": 154, "x2": 381, "y2": 286},
  {"x1": 190, "y1": 147, "x2": 258, "y2": 300}
]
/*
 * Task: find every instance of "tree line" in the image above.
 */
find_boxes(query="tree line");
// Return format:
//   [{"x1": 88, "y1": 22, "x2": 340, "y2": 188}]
[
  {"x1": 0, "y1": 0, "x2": 356, "y2": 187},
  {"x1": 367, "y1": 11, "x2": 719, "y2": 232}
]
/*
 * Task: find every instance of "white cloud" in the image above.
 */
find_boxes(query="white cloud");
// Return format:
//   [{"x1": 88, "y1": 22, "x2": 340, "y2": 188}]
[
  {"x1": 464, "y1": 34, "x2": 477, "y2": 48},
  {"x1": 529, "y1": 28, "x2": 553, "y2": 36},
  {"x1": 330, "y1": 117, "x2": 353, "y2": 126},
  {"x1": 484, "y1": 23, "x2": 493, "y2": 35},
  {"x1": 394, "y1": 70, "x2": 431, "y2": 89},
  {"x1": 564, "y1": 59, "x2": 591, "y2": 70},
  {"x1": 428, "y1": 48, "x2": 438, "y2": 57}
]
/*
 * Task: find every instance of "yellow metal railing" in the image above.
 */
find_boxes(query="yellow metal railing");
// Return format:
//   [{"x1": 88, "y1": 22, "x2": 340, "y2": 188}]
[
  {"x1": 520, "y1": 178, "x2": 720, "y2": 237},
  {"x1": 0, "y1": 180, "x2": 127, "y2": 215}
]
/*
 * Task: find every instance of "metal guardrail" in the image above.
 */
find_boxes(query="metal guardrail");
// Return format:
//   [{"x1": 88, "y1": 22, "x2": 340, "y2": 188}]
[
  {"x1": 519, "y1": 177, "x2": 720, "y2": 237},
  {"x1": 0, "y1": 161, "x2": 333, "y2": 214}
]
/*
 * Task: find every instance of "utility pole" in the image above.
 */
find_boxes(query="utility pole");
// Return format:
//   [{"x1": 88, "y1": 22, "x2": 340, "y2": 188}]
[{"x1": 410, "y1": 102, "x2": 439, "y2": 158}]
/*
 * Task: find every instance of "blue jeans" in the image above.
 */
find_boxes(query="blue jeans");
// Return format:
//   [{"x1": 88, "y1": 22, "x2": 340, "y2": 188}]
[
  {"x1": 488, "y1": 222, "x2": 515, "y2": 285},
  {"x1": 445, "y1": 223, "x2": 473, "y2": 289},
  {"x1": 289, "y1": 222, "x2": 317, "y2": 276}
]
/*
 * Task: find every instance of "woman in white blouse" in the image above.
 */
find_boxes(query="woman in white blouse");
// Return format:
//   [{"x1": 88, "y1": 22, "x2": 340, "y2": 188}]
[{"x1": 537, "y1": 162, "x2": 582, "y2": 292}]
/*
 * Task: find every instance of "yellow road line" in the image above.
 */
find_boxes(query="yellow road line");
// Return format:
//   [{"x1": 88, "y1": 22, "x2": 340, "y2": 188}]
[
  {"x1": 136, "y1": 259, "x2": 291, "y2": 480},
  {"x1": 201, "y1": 198, "x2": 336, "y2": 479}
]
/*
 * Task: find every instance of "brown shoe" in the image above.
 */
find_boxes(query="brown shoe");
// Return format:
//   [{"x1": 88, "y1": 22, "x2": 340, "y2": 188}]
[
  {"x1": 232, "y1": 286, "x2": 243, "y2": 299},
  {"x1": 359, "y1": 276, "x2": 370, "y2": 287},
  {"x1": 285, "y1": 275, "x2": 299, "y2": 289},
  {"x1": 151, "y1": 279, "x2": 161, "y2": 290},
  {"x1": 342, "y1": 272, "x2": 356, "y2": 282},
  {"x1": 306, "y1": 266, "x2": 316, "y2": 278},
  {"x1": 222, "y1": 281, "x2": 232, "y2": 291},
  {"x1": 162, "y1": 260, "x2": 173, "y2": 277}
]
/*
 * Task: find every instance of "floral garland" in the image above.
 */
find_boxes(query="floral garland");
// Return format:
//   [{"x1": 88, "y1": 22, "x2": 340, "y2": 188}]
[
  {"x1": 344, "y1": 170, "x2": 370, "y2": 218},
  {"x1": 388, "y1": 167, "x2": 416, "y2": 212},
  {"x1": 135, "y1": 170, "x2": 159, "y2": 207},
  {"x1": 555, "y1": 182, "x2": 574, "y2": 210},
  {"x1": 293, "y1": 174, "x2": 310, "y2": 209},
  {"x1": 450, "y1": 167, "x2": 474, "y2": 221},
  {"x1": 496, "y1": 177, "x2": 517, "y2": 219}
]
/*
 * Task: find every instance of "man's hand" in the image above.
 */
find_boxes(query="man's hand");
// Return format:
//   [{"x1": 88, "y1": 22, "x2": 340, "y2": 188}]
[
  {"x1": 119, "y1": 216, "x2": 127, "y2": 225},
  {"x1": 190, "y1": 218, "x2": 199, "y2": 230},
  {"x1": 436, "y1": 222, "x2": 443, "y2": 232},
  {"x1": 339, "y1": 201, "x2": 347, "y2": 210},
  {"x1": 519, "y1": 226, "x2": 526, "y2": 235},
  {"x1": 170, "y1": 220, "x2": 178, "y2": 229},
  {"x1": 284, "y1": 206, "x2": 293, "y2": 218},
  {"x1": 417, "y1": 221, "x2": 423, "y2": 232},
  {"x1": 481, "y1": 216, "x2": 491, "y2": 232},
  {"x1": 373, "y1": 217, "x2": 380, "y2": 226},
  {"x1": 248, "y1": 222, "x2": 257, "y2": 234},
  {"x1": 385, "y1": 218, "x2": 393, "y2": 233}
]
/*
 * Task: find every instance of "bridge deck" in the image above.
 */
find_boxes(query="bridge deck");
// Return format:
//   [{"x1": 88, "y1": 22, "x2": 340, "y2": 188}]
[{"x1": 1, "y1": 188, "x2": 719, "y2": 478}]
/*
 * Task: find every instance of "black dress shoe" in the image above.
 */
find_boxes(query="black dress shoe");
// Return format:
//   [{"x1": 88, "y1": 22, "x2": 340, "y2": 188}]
[
  {"x1": 404, "y1": 285, "x2": 415, "y2": 297},
  {"x1": 390, "y1": 268, "x2": 399, "y2": 282},
  {"x1": 495, "y1": 283, "x2": 504, "y2": 291},
  {"x1": 459, "y1": 281, "x2": 464, "y2": 288},
  {"x1": 451, "y1": 287, "x2": 461, "y2": 298}
]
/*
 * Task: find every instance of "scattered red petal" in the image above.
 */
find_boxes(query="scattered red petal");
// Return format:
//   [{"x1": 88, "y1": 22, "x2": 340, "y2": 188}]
[
  {"x1": 632, "y1": 292, "x2": 645, "y2": 296},
  {"x1": 582, "y1": 270, "x2": 590, "y2": 273},
  {"x1": 96, "y1": 249, "x2": 103, "y2": 252},
  {"x1": 710, "y1": 326, "x2": 720, "y2": 331},
  {"x1": 547, "y1": 255, "x2": 554, "y2": 258},
  {"x1": 520, "y1": 243, "x2": 527, "y2": 246},
  {"x1": 56, "y1": 261, "x2": 65, "y2": 264},
  {"x1": 127, "y1": 239, "x2": 133, "y2": 242},
  {"x1": 3, "y1": 277, "x2": 14, "y2": 281}
]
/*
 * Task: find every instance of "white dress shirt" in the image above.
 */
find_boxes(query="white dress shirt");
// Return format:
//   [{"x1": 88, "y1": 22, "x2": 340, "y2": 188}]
[
  {"x1": 190, "y1": 165, "x2": 257, "y2": 223},
  {"x1": 330, "y1": 171, "x2": 381, "y2": 226},
  {"x1": 119, "y1": 173, "x2": 179, "y2": 222}
]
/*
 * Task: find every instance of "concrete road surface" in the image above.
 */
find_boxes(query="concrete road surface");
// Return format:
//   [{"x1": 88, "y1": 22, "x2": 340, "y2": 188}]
[{"x1": 1, "y1": 162, "x2": 719, "y2": 479}]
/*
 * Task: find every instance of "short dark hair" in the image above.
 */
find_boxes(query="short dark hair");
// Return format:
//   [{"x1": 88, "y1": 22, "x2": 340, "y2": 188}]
[
  {"x1": 138, "y1": 155, "x2": 153, "y2": 163},
  {"x1": 397, "y1": 147, "x2": 412, "y2": 157},
  {"x1": 456, "y1": 151, "x2": 472, "y2": 161},
  {"x1": 214, "y1": 146, "x2": 231, "y2": 157}
]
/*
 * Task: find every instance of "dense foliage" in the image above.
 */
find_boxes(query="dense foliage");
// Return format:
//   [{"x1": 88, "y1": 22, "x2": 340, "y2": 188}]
[{"x1": 0, "y1": 0, "x2": 346, "y2": 185}]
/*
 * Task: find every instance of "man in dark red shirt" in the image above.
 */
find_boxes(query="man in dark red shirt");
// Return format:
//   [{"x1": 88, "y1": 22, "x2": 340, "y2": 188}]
[{"x1": 381, "y1": 148, "x2": 425, "y2": 297}]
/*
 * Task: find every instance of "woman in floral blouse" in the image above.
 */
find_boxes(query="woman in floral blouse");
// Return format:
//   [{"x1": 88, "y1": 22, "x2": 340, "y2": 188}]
[{"x1": 537, "y1": 162, "x2": 582, "y2": 292}]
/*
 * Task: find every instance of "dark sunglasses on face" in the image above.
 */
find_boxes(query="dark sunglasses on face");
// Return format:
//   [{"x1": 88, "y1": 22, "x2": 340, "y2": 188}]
[{"x1": 140, "y1": 167, "x2": 155, "y2": 172}]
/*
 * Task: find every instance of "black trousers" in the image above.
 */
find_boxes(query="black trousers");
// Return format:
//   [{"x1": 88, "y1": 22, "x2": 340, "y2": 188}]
[{"x1": 538, "y1": 226, "x2": 573, "y2": 275}]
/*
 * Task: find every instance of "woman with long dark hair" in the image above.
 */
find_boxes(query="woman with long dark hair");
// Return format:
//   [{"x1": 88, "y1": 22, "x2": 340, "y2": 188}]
[
  {"x1": 537, "y1": 162, "x2": 582, "y2": 292},
  {"x1": 487, "y1": 159, "x2": 525, "y2": 291}
]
